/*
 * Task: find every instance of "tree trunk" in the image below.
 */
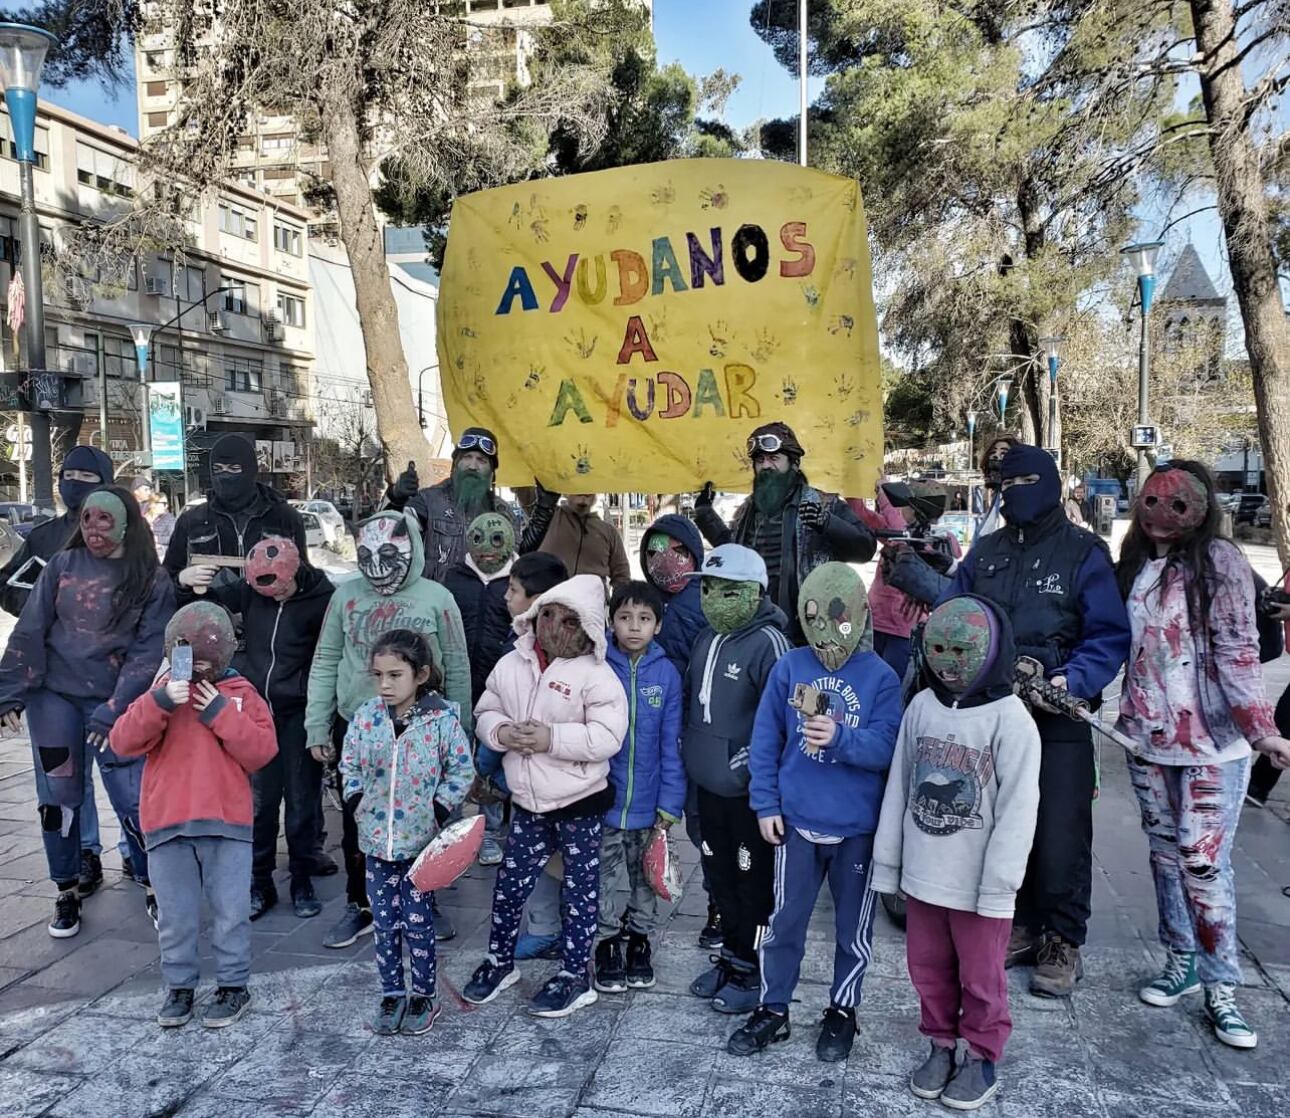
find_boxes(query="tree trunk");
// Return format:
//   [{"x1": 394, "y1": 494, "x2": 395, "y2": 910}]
[
  {"x1": 318, "y1": 95, "x2": 434, "y2": 483},
  {"x1": 1191, "y1": 0, "x2": 1290, "y2": 562}
]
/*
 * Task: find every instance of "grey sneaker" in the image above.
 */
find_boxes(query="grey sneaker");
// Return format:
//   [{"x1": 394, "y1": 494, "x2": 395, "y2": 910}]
[
  {"x1": 478, "y1": 835, "x2": 504, "y2": 866},
  {"x1": 202, "y1": 986, "x2": 251, "y2": 1028},
  {"x1": 941, "y1": 1055, "x2": 998, "y2": 1111},
  {"x1": 157, "y1": 988, "x2": 194, "y2": 1028},
  {"x1": 372, "y1": 995, "x2": 406, "y2": 1036},
  {"x1": 909, "y1": 1041, "x2": 957, "y2": 1100}
]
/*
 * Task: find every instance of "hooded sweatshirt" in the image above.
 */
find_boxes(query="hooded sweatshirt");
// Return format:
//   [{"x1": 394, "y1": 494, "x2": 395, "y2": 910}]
[
  {"x1": 871, "y1": 596, "x2": 1041, "y2": 919},
  {"x1": 640, "y1": 513, "x2": 706, "y2": 677},
  {"x1": 304, "y1": 510, "x2": 471, "y2": 744},
  {"x1": 682, "y1": 595, "x2": 792, "y2": 798},
  {"x1": 748, "y1": 645, "x2": 903, "y2": 838},
  {"x1": 475, "y1": 574, "x2": 629, "y2": 815}
]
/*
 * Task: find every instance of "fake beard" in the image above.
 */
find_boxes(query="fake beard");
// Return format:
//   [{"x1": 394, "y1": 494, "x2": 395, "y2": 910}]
[
  {"x1": 752, "y1": 467, "x2": 797, "y2": 517},
  {"x1": 245, "y1": 535, "x2": 300, "y2": 598},
  {"x1": 467, "y1": 513, "x2": 514, "y2": 575},
  {"x1": 922, "y1": 597, "x2": 996, "y2": 694},
  {"x1": 452, "y1": 465, "x2": 492, "y2": 518},
  {"x1": 80, "y1": 492, "x2": 127, "y2": 558},
  {"x1": 700, "y1": 578, "x2": 761, "y2": 633},
  {"x1": 798, "y1": 562, "x2": 868, "y2": 671},
  {"x1": 1139, "y1": 469, "x2": 1208, "y2": 544},
  {"x1": 645, "y1": 535, "x2": 696, "y2": 594},
  {"x1": 535, "y1": 603, "x2": 592, "y2": 659},
  {"x1": 357, "y1": 516, "x2": 414, "y2": 596}
]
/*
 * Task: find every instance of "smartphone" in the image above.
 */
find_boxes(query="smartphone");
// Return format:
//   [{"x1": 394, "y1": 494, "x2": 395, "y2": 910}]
[
  {"x1": 170, "y1": 643, "x2": 193, "y2": 683},
  {"x1": 790, "y1": 682, "x2": 831, "y2": 718}
]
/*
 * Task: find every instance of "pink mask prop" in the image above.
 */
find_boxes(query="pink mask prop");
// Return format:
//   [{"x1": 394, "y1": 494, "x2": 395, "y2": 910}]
[{"x1": 1139, "y1": 469, "x2": 1208, "y2": 544}]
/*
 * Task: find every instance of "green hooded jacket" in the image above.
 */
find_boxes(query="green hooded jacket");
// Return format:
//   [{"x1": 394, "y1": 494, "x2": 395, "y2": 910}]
[{"x1": 304, "y1": 510, "x2": 471, "y2": 745}]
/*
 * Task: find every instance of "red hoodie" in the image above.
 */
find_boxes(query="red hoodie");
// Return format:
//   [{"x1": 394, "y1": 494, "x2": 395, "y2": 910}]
[{"x1": 110, "y1": 672, "x2": 277, "y2": 848}]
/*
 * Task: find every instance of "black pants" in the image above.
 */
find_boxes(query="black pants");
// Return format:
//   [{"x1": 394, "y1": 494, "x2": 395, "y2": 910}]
[
  {"x1": 697, "y1": 787, "x2": 774, "y2": 967},
  {"x1": 252, "y1": 711, "x2": 321, "y2": 890},
  {"x1": 328, "y1": 716, "x2": 369, "y2": 907},
  {"x1": 1250, "y1": 683, "x2": 1290, "y2": 801},
  {"x1": 1014, "y1": 713, "x2": 1094, "y2": 946}
]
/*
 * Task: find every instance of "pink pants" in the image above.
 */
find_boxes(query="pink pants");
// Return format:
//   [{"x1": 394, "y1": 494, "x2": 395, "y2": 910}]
[{"x1": 906, "y1": 896, "x2": 1012, "y2": 1063}]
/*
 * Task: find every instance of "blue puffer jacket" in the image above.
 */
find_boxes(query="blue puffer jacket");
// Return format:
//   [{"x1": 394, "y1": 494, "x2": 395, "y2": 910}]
[
  {"x1": 604, "y1": 638, "x2": 686, "y2": 830},
  {"x1": 640, "y1": 513, "x2": 706, "y2": 679}
]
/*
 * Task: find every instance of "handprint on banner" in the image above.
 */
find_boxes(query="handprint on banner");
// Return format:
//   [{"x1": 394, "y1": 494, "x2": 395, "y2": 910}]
[
  {"x1": 835, "y1": 258, "x2": 857, "y2": 280},
  {"x1": 565, "y1": 329, "x2": 598, "y2": 359},
  {"x1": 508, "y1": 203, "x2": 523, "y2": 230},
  {"x1": 572, "y1": 204, "x2": 589, "y2": 231},
  {"x1": 779, "y1": 377, "x2": 799, "y2": 406},
  {"x1": 788, "y1": 185, "x2": 814, "y2": 205},
  {"x1": 834, "y1": 373, "x2": 855, "y2": 399},
  {"x1": 751, "y1": 328, "x2": 779, "y2": 363},
  {"x1": 828, "y1": 315, "x2": 855, "y2": 337},
  {"x1": 802, "y1": 284, "x2": 821, "y2": 308},
  {"x1": 506, "y1": 392, "x2": 518, "y2": 410},
  {"x1": 820, "y1": 413, "x2": 837, "y2": 433},
  {"x1": 699, "y1": 184, "x2": 729, "y2": 210},
  {"x1": 651, "y1": 182, "x2": 675, "y2": 207},
  {"x1": 531, "y1": 217, "x2": 550, "y2": 243},
  {"x1": 708, "y1": 321, "x2": 730, "y2": 358},
  {"x1": 460, "y1": 325, "x2": 479, "y2": 338},
  {"x1": 846, "y1": 409, "x2": 870, "y2": 427},
  {"x1": 524, "y1": 365, "x2": 544, "y2": 390},
  {"x1": 572, "y1": 445, "x2": 593, "y2": 475},
  {"x1": 647, "y1": 306, "x2": 669, "y2": 342},
  {"x1": 606, "y1": 205, "x2": 624, "y2": 233}
]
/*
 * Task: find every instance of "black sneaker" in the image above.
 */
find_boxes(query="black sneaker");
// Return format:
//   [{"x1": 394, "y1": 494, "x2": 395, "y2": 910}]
[
  {"x1": 463, "y1": 956, "x2": 521, "y2": 1005},
  {"x1": 311, "y1": 852, "x2": 340, "y2": 877},
  {"x1": 699, "y1": 901, "x2": 723, "y2": 948},
  {"x1": 431, "y1": 895, "x2": 455, "y2": 942},
  {"x1": 690, "y1": 954, "x2": 733, "y2": 998},
  {"x1": 250, "y1": 883, "x2": 279, "y2": 922},
  {"x1": 121, "y1": 855, "x2": 146, "y2": 887},
  {"x1": 727, "y1": 1006, "x2": 790, "y2": 1056},
  {"x1": 49, "y1": 890, "x2": 81, "y2": 939},
  {"x1": 625, "y1": 932, "x2": 655, "y2": 990},
  {"x1": 323, "y1": 903, "x2": 374, "y2": 948},
  {"x1": 202, "y1": 986, "x2": 252, "y2": 1028},
  {"x1": 145, "y1": 890, "x2": 159, "y2": 929},
  {"x1": 594, "y1": 936, "x2": 628, "y2": 994},
  {"x1": 78, "y1": 851, "x2": 103, "y2": 899},
  {"x1": 372, "y1": 995, "x2": 406, "y2": 1036},
  {"x1": 529, "y1": 970, "x2": 598, "y2": 1018},
  {"x1": 816, "y1": 1004, "x2": 856, "y2": 1063},
  {"x1": 291, "y1": 880, "x2": 322, "y2": 919},
  {"x1": 157, "y1": 988, "x2": 194, "y2": 1028},
  {"x1": 712, "y1": 965, "x2": 760, "y2": 1015}
]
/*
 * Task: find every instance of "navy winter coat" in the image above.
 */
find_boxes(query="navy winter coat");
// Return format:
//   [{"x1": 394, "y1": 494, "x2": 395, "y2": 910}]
[
  {"x1": 604, "y1": 638, "x2": 686, "y2": 830},
  {"x1": 639, "y1": 513, "x2": 706, "y2": 679},
  {"x1": 444, "y1": 559, "x2": 514, "y2": 708}
]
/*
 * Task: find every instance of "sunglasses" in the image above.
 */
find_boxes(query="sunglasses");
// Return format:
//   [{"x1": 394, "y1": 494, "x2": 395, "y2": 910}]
[
  {"x1": 747, "y1": 433, "x2": 784, "y2": 455},
  {"x1": 457, "y1": 433, "x2": 496, "y2": 456}
]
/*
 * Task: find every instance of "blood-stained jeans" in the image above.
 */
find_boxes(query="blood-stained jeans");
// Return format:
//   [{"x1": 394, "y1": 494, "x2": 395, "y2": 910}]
[{"x1": 1126, "y1": 754, "x2": 1247, "y2": 986}]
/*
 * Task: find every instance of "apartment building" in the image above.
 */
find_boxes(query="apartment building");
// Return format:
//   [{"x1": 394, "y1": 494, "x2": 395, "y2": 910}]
[{"x1": 0, "y1": 100, "x2": 314, "y2": 505}]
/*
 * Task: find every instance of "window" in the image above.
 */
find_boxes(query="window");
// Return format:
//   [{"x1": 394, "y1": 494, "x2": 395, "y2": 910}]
[
  {"x1": 272, "y1": 223, "x2": 302, "y2": 256},
  {"x1": 218, "y1": 204, "x2": 258, "y2": 241},
  {"x1": 237, "y1": 135, "x2": 255, "y2": 152},
  {"x1": 75, "y1": 143, "x2": 135, "y2": 198},
  {"x1": 276, "y1": 292, "x2": 306, "y2": 328},
  {"x1": 225, "y1": 356, "x2": 263, "y2": 393},
  {"x1": 103, "y1": 335, "x2": 134, "y2": 379},
  {"x1": 170, "y1": 261, "x2": 205, "y2": 304},
  {"x1": 0, "y1": 118, "x2": 50, "y2": 169},
  {"x1": 0, "y1": 215, "x2": 16, "y2": 265},
  {"x1": 262, "y1": 166, "x2": 294, "y2": 181},
  {"x1": 261, "y1": 134, "x2": 295, "y2": 153},
  {"x1": 144, "y1": 51, "x2": 165, "y2": 68},
  {"x1": 147, "y1": 112, "x2": 169, "y2": 128},
  {"x1": 145, "y1": 80, "x2": 168, "y2": 97},
  {"x1": 223, "y1": 279, "x2": 260, "y2": 316}
]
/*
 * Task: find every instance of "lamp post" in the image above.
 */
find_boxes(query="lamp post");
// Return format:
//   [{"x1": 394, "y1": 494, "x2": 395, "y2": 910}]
[
  {"x1": 0, "y1": 23, "x2": 57, "y2": 511},
  {"x1": 1038, "y1": 335, "x2": 1064, "y2": 452},
  {"x1": 1121, "y1": 240, "x2": 1163, "y2": 491},
  {"x1": 798, "y1": 0, "x2": 808, "y2": 166},
  {"x1": 416, "y1": 364, "x2": 437, "y2": 429},
  {"x1": 996, "y1": 375, "x2": 1013, "y2": 424}
]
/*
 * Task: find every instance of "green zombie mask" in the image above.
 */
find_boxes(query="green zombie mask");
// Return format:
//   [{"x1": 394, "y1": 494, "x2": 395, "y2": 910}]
[
  {"x1": 467, "y1": 512, "x2": 514, "y2": 575},
  {"x1": 922, "y1": 597, "x2": 996, "y2": 695},
  {"x1": 452, "y1": 461, "x2": 492, "y2": 518},
  {"x1": 80, "y1": 490, "x2": 128, "y2": 558},
  {"x1": 700, "y1": 577, "x2": 761, "y2": 634},
  {"x1": 798, "y1": 562, "x2": 869, "y2": 671}
]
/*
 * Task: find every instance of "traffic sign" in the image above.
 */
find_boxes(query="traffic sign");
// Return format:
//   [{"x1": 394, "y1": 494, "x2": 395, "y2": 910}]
[{"x1": 1130, "y1": 425, "x2": 1159, "y2": 449}]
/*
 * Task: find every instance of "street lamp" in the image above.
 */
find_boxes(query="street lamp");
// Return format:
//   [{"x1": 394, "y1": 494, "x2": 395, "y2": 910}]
[
  {"x1": 0, "y1": 22, "x2": 58, "y2": 511},
  {"x1": 1121, "y1": 240, "x2": 1163, "y2": 490},
  {"x1": 416, "y1": 364, "x2": 437, "y2": 429},
  {"x1": 996, "y1": 375, "x2": 1013, "y2": 423},
  {"x1": 1038, "y1": 335, "x2": 1064, "y2": 451}
]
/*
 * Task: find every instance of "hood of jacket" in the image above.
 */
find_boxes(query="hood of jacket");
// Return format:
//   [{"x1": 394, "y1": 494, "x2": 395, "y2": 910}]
[
  {"x1": 515, "y1": 573, "x2": 608, "y2": 662},
  {"x1": 605, "y1": 633, "x2": 668, "y2": 675},
  {"x1": 358, "y1": 509, "x2": 426, "y2": 596},
  {"x1": 640, "y1": 513, "x2": 705, "y2": 597},
  {"x1": 925, "y1": 593, "x2": 1017, "y2": 709}
]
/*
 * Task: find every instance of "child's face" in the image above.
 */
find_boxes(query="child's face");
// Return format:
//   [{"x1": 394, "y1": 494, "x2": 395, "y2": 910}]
[
  {"x1": 613, "y1": 601, "x2": 659, "y2": 656},
  {"x1": 371, "y1": 653, "x2": 428, "y2": 710},
  {"x1": 505, "y1": 575, "x2": 537, "y2": 619}
]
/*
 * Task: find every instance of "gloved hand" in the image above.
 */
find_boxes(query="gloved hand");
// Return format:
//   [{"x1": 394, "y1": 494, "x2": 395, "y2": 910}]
[
  {"x1": 534, "y1": 477, "x2": 559, "y2": 508},
  {"x1": 393, "y1": 460, "x2": 419, "y2": 502},
  {"x1": 798, "y1": 499, "x2": 831, "y2": 532},
  {"x1": 696, "y1": 481, "x2": 716, "y2": 509}
]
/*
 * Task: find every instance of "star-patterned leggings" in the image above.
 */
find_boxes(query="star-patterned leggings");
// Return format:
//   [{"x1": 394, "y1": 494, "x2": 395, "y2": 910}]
[
  {"x1": 488, "y1": 807, "x2": 602, "y2": 975},
  {"x1": 366, "y1": 855, "x2": 436, "y2": 997}
]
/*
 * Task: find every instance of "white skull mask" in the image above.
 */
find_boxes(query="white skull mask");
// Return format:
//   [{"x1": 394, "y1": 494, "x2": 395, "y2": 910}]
[{"x1": 357, "y1": 515, "x2": 413, "y2": 595}]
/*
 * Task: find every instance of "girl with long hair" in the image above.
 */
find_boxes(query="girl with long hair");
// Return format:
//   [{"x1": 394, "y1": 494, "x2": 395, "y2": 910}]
[
  {"x1": 0, "y1": 485, "x2": 175, "y2": 939},
  {"x1": 1114, "y1": 461, "x2": 1290, "y2": 1050}
]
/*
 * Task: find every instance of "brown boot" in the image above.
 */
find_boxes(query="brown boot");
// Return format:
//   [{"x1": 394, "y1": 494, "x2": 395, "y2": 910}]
[
  {"x1": 1030, "y1": 934, "x2": 1084, "y2": 997},
  {"x1": 1005, "y1": 924, "x2": 1039, "y2": 969}
]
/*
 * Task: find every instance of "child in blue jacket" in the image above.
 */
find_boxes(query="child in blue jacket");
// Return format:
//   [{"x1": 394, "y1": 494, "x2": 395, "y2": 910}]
[
  {"x1": 737, "y1": 563, "x2": 902, "y2": 1064},
  {"x1": 594, "y1": 581, "x2": 685, "y2": 995}
]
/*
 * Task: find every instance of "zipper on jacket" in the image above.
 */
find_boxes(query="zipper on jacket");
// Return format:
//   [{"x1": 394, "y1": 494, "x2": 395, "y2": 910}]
[
  {"x1": 265, "y1": 601, "x2": 283, "y2": 718},
  {"x1": 620, "y1": 658, "x2": 638, "y2": 829},
  {"x1": 386, "y1": 714, "x2": 400, "y2": 860}
]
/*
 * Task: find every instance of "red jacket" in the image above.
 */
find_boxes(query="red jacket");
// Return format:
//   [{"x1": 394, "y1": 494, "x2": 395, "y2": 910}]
[{"x1": 110, "y1": 672, "x2": 277, "y2": 849}]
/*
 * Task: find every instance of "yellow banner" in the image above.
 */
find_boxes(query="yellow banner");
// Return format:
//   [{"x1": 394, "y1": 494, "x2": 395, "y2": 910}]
[{"x1": 438, "y1": 158, "x2": 882, "y2": 494}]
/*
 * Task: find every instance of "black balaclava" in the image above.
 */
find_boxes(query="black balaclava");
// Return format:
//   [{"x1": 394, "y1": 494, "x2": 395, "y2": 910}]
[
  {"x1": 59, "y1": 445, "x2": 114, "y2": 513},
  {"x1": 210, "y1": 434, "x2": 259, "y2": 511},
  {"x1": 999, "y1": 444, "x2": 1061, "y2": 527}
]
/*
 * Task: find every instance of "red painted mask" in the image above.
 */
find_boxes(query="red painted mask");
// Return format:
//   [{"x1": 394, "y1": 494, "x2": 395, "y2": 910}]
[
  {"x1": 536, "y1": 602, "x2": 592, "y2": 660},
  {"x1": 245, "y1": 535, "x2": 300, "y2": 599},
  {"x1": 644, "y1": 532, "x2": 696, "y2": 594},
  {"x1": 80, "y1": 491, "x2": 127, "y2": 558},
  {"x1": 1139, "y1": 469, "x2": 1208, "y2": 543}
]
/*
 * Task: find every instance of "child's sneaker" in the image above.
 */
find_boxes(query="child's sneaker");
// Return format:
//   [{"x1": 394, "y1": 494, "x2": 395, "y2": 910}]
[
  {"x1": 78, "y1": 851, "x2": 103, "y2": 898},
  {"x1": 323, "y1": 903, "x2": 374, "y2": 948},
  {"x1": 711, "y1": 962, "x2": 760, "y2": 1015},
  {"x1": 726, "y1": 1006, "x2": 790, "y2": 1056},
  {"x1": 145, "y1": 890, "x2": 159, "y2": 929},
  {"x1": 1139, "y1": 949, "x2": 1201, "y2": 1007},
  {"x1": 372, "y1": 995, "x2": 406, "y2": 1036},
  {"x1": 1204, "y1": 984, "x2": 1258, "y2": 1048},
  {"x1": 478, "y1": 835, "x2": 504, "y2": 866},
  {"x1": 157, "y1": 988, "x2": 194, "y2": 1028},
  {"x1": 698, "y1": 901, "x2": 723, "y2": 948},
  {"x1": 689, "y1": 954, "x2": 733, "y2": 999},
  {"x1": 941, "y1": 1054, "x2": 997, "y2": 1110},
  {"x1": 816, "y1": 1004, "x2": 856, "y2": 1063},
  {"x1": 909, "y1": 1041, "x2": 956, "y2": 1099},
  {"x1": 529, "y1": 970, "x2": 598, "y2": 1018},
  {"x1": 402, "y1": 995, "x2": 439, "y2": 1035},
  {"x1": 625, "y1": 932, "x2": 655, "y2": 990},
  {"x1": 463, "y1": 956, "x2": 521, "y2": 1005},
  {"x1": 594, "y1": 936, "x2": 628, "y2": 993},
  {"x1": 202, "y1": 986, "x2": 251, "y2": 1028}
]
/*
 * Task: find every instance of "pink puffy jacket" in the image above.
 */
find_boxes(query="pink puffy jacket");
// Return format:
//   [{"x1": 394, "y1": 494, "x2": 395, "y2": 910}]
[{"x1": 474, "y1": 574, "x2": 628, "y2": 814}]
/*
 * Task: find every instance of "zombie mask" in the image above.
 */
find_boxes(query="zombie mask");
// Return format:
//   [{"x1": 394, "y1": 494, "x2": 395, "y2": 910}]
[
  {"x1": 80, "y1": 491, "x2": 128, "y2": 559},
  {"x1": 466, "y1": 512, "x2": 514, "y2": 575},
  {"x1": 535, "y1": 601, "x2": 592, "y2": 660},
  {"x1": 922, "y1": 597, "x2": 997, "y2": 695},
  {"x1": 644, "y1": 532, "x2": 696, "y2": 594},
  {"x1": 357, "y1": 515, "x2": 414, "y2": 596},
  {"x1": 798, "y1": 562, "x2": 869, "y2": 671},
  {"x1": 245, "y1": 535, "x2": 300, "y2": 599},
  {"x1": 164, "y1": 601, "x2": 236, "y2": 683},
  {"x1": 1138, "y1": 468, "x2": 1208, "y2": 544},
  {"x1": 700, "y1": 577, "x2": 762, "y2": 634}
]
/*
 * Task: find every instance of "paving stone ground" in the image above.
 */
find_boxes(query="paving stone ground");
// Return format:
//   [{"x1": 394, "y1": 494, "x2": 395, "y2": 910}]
[{"x1": 0, "y1": 577, "x2": 1287, "y2": 1117}]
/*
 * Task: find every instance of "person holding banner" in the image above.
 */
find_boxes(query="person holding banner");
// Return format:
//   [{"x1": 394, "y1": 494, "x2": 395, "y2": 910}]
[{"x1": 694, "y1": 423, "x2": 876, "y2": 644}]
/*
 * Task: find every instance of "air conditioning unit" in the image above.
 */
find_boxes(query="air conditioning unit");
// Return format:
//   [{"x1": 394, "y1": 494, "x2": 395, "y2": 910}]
[
  {"x1": 208, "y1": 393, "x2": 227, "y2": 414},
  {"x1": 263, "y1": 319, "x2": 282, "y2": 341},
  {"x1": 207, "y1": 311, "x2": 226, "y2": 333},
  {"x1": 143, "y1": 277, "x2": 168, "y2": 296},
  {"x1": 184, "y1": 404, "x2": 207, "y2": 429}
]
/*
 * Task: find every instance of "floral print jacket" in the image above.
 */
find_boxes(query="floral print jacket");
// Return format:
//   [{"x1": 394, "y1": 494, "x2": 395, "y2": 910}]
[{"x1": 340, "y1": 694, "x2": 475, "y2": 860}]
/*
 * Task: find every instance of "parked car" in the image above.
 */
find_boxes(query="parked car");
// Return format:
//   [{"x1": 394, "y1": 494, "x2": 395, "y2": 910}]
[
  {"x1": 299, "y1": 511, "x2": 326, "y2": 550},
  {"x1": 1235, "y1": 493, "x2": 1269, "y2": 526},
  {"x1": 291, "y1": 499, "x2": 346, "y2": 546},
  {"x1": 1255, "y1": 501, "x2": 1274, "y2": 529},
  {"x1": 0, "y1": 502, "x2": 38, "y2": 539}
]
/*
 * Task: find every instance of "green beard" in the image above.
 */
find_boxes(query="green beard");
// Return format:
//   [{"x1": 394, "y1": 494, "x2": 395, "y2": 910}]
[
  {"x1": 452, "y1": 466, "x2": 492, "y2": 517},
  {"x1": 753, "y1": 468, "x2": 797, "y2": 516}
]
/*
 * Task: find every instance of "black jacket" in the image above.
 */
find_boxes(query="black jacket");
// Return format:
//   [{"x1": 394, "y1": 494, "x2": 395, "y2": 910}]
[
  {"x1": 443, "y1": 559, "x2": 513, "y2": 707},
  {"x1": 203, "y1": 564, "x2": 334, "y2": 716},
  {"x1": 0, "y1": 514, "x2": 77, "y2": 617}
]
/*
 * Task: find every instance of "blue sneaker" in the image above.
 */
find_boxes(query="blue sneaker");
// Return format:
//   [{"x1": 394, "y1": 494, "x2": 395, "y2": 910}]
[
  {"x1": 515, "y1": 932, "x2": 561, "y2": 960},
  {"x1": 941, "y1": 1056, "x2": 997, "y2": 1111},
  {"x1": 529, "y1": 970, "x2": 597, "y2": 1018},
  {"x1": 712, "y1": 965, "x2": 760, "y2": 1015},
  {"x1": 462, "y1": 956, "x2": 521, "y2": 1005}
]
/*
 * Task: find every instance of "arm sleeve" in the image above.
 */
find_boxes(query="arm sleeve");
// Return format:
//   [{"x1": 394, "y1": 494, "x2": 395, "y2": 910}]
[
  {"x1": 748, "y1": 658, "x2": 791, "y2": 818},
  {"x1": 934, "y1": 546, "x2": 977, "y2": 606},
  {"x1": 0, "y1": 553, "x2": 59, "y2": 709},
  {"x1": 474, "y1": 662, "x2": 513, "y2": 751},
  {"x1": 0, "y1": 536, "x2": 35, "y2": 617},
  {"x1": 608, "y1": 528, "x2": 631, "y2": 589},
  {"x1": 693, "y1": 503, "x2": 733, "y2": 548},
  {"x1": 339, "y1": 714, "x2": 367, "y2": 801},
  {"x1": 828, "y1": 673, "x2": 903, "y2": 773},
  {"x1": 90, "y1": 574, "x2": 176, "y2": 735},
  {"x1": 820, "y1": 496, "x2": 877, "y2": 562},
  {"x1": 1208, "y1": 545, "x2": 1278, "y2": 742},
  {"x1": 517, "y1": 492, "x2": 558, "y2": 555},
  {"x1": 870, "y1": 717, "x2": 913, "y2": 896},
  {"x1": 978, "y1": 706, "x2": 1042, "y2": 918},
  {"x1": 434, "y1": 715, "x2": 477, "y2": 813},
  {"x1": 435, "y1": 593, "x2": 473, "y2": 737},
  {"x1": 107, "y1": 688, "x2": 172, "y2": 757},
  {"x1": 1061, "y1": 547, "x2": 1132, "y2": 700},
  {"x1": 203, "y1": 689, "x2": 278, "y2": 773},
  {"x1": 548, "y1": 675, "x2": 629, "y2": 762},
  {"x1": 304, "y1": 597, "x2": 345, "y2": 746},
  {"x1": 657, "y1": 664, "x2": 687, "y2": 821},
  {"x1": 161, "y1": 511, "x2": 190, "y2": 581}
]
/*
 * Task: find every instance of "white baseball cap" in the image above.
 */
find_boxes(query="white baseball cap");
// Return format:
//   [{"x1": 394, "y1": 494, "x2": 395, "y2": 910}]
[{"x1": 684, "y1": 543, "x2": 768, "y2": 589}]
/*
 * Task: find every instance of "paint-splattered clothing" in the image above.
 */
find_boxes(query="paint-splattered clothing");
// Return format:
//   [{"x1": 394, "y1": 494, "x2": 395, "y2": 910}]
[{"x1": 1118, "y1": 543, "x2": 1276, "y2": 765}]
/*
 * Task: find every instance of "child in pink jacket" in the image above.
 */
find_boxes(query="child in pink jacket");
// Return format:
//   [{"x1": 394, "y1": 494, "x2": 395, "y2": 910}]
[{"x1": 462, "y1": 574, "x2": 628, "y2": 1019}]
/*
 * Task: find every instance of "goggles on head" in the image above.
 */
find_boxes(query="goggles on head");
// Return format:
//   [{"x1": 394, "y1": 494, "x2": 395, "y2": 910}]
[
  {"x1": 457, "y1": 433, "x2": 497, "y2": 457},
  {"x1": 748, "y1": 433, "x2": 784, "y2": 456}
]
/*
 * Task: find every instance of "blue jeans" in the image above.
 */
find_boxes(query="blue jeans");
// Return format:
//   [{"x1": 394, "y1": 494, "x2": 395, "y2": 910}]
[
  {"x1": 1127, "y1": 754, "x2": 1248, "y2": 986},
  {"x1": 79, "y1": 751, "x2": 130, "y2": 860}
]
